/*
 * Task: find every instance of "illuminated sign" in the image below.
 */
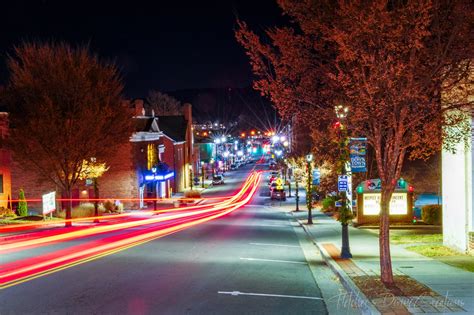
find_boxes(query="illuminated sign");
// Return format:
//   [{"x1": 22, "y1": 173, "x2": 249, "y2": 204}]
[
  {"x1": 363, "y1": 193, "x2": 408, "y2": 215},
  {"x1": 145, "y1": 172, "x2": 174, "y2": 181},
  {"x1": 42, "y1": 191, "x2": 56, "y2": 215}
]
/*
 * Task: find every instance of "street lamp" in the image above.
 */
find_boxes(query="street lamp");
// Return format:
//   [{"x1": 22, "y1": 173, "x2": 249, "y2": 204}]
[
  {"x1": 335, "y1": 104, "x2": 353, "y2": 259},
  {"x1": 188, "y1": 164, "x2": 193, "y2": 190},
  {"x1": 151, "y1": 167, "x2": 157, "y2": 211},
  {"x1": 306, "y1": 154, "x2": 313, "y2": 224},
  {"x1": 214, "y1": 138, "x2": 221, "y2": 175},
  {"x1": 200, "y1": 161, "x2": 205, "y2": 188}
]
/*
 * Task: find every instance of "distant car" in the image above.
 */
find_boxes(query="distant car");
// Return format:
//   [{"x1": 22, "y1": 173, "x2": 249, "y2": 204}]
[
  {"x1": 230, "y1": 164, "x2": 237, "y2": 170},
  {"x1": 269, "y1": 181, "x2": 278, "y2": 192},
  {"x1": 212, "y1": 175, "x2": 225, "y2": 185},
  {"x1": 271, "y1": 189, "x2": 286, "y2": 201},
  {"x1": 270, "y1": 171, "x2": 280, "y2": 177}
]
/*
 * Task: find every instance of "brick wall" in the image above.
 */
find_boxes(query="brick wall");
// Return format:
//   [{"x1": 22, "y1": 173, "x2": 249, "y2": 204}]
[
  {"x1": 0, "y1": 113, "x2": 11, "y2": 209},
  {"x1": 99, "y1": 142, "x2": 139, "y2": 209}
]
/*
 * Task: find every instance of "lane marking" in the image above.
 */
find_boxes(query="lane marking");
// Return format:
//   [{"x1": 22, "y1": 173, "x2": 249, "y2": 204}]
[
  {"x1": 218, "y1": 290, "x2": 323, "y2": 300},
  {"x1": 239, "y1": 257, "x2": 307, "y2": 265},
  {"x1": 249, "y1": 243, "x2": 299, "y2": 248}
]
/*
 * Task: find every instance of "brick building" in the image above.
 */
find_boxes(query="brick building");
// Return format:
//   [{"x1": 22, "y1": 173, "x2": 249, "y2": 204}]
[
  {"x1": 5, "y1": 99, "x2": 195, "y2": 212},
  {"x1": 0, "y1": 106, "x2": 12, "y2": 209}
]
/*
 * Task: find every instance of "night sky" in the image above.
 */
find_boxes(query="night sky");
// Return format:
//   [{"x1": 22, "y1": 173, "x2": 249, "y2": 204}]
[{"x1": 0, "y1": 0, "x2": 284, "y2": 97}]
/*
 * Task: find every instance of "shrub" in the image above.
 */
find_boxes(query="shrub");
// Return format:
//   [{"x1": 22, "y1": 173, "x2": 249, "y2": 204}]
[
  {"x1": 184, "y1": 190, "x2": 202, "y2": 199},
  {"x1": 103, "y1": 200, "x2": 116, "y2": 213},
  {"x1": 17, "y1": 189, "x2": 28, "y2": 216},
  {"x1": 56, "y1": 203, "x2": 105, "y2": 219},
  {"x1": 422, "y1": 204, "x2": 442, "y2": 225},
  {"x1": 0, "y1": 206, "x2": 16, "y2": 217},
  {"x1": 322, "y1": 195, "x2": 338, "y2": 212},
  {"x1": 103, "y1": 199, "x2": 123, "y2": 213}
]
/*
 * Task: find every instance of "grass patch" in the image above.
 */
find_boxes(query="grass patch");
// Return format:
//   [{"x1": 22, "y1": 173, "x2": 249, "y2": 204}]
[
  {"x1": 390, "y1": 233, "x2": 442, "y2": 244},
  {"x1": 0, "y1": 215, "x2": 62, "y2": 225},
  {"x1": 406, "y1": 245, "x2": 474, "y2": 272}
]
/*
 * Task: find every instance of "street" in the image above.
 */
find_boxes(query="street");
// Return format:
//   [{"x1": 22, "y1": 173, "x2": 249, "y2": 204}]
[{"x1": 0, "y1": 165, "x2": 329, "y2": 315}]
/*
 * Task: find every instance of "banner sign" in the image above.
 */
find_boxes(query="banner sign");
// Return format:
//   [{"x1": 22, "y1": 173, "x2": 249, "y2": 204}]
[
  {"x1": 349, "y1": 138, "x2": 367, "y2": 173},
  {"x1": 313, "y1": 169, "x2": 320, "y2": 185},
  {"x1": 42, "y1": 191, "x2": 56, "y2": 215}
]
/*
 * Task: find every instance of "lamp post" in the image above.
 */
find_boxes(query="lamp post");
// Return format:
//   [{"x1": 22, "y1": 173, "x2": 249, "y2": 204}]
[
  {"x1": 214, "y1": 138, "x2": 220, "y2": 175},
  {"x1": 189, "y1": 164, "x2": 193, "y2": 190},
  {"x1": 201, "y1": 161, "x2": 205, "y2": 188},
  {"x1": 335, "y1": 105, "x2": 353, "y2": 259},
  {"x1": 306, "y1": 154, "x2": 313, "y2": 224},
  {"x1": 151, "y1": 166, "x2": 157, "y2": 211}
]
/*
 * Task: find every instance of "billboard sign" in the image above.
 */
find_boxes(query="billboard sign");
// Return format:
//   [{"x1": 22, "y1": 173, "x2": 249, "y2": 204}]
[{"x1": 362, "y1": 193, "x2": 408, "y2": 215}]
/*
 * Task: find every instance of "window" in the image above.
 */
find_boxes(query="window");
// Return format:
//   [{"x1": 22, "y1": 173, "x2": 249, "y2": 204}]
[
  {"x1": 0, "y1": 174, "x2": 3, "y2": 194},
  {"x1": 147, "y1": 143, "x2": 157, "y2": 170}
]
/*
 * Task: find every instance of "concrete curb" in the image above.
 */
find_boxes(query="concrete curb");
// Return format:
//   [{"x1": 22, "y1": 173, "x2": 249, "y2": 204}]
[{"x1": 297, "y1": 219, "x2": 381, "y2": 315}]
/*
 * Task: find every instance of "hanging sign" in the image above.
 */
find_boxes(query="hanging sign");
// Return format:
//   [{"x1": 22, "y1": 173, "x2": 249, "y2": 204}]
[{"x1": 349, "y1": 138, "x2": 367, "y2": 173}]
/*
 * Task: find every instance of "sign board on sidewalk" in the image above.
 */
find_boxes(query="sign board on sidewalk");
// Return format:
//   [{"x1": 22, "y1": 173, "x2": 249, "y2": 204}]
[
  {"x1": 362, "y1": 193, "x2": 408, "y2": 215},
  {"x1": 42, "y1": 191, "x2": 56, "y2": 215},
  {"x1": 338, "y1": 175, "x2": 349, "y2": 192}
]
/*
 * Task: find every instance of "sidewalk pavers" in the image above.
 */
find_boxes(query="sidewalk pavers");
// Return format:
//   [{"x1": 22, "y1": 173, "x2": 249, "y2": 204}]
[{"x1": 289, "y1": 208, "x2": 474, "y2": 314}]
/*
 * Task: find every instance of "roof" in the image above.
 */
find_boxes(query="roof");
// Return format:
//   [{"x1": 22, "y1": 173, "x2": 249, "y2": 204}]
[
  {"x1": 157, "y1": 116, "x2": 187, "y2": 142},
  {"x1": 133, "y1": 117, "x2": 159, "y2": 133}
]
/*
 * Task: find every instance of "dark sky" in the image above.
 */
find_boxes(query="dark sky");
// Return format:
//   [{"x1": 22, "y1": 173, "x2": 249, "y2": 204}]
[{"x1": 0, "y1": 0, "x2": 283, "y2": 97}]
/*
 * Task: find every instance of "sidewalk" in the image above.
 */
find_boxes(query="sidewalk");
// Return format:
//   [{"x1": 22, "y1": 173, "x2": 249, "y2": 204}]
[{"x1": 289, "y1": 208, "x2": 474, "y2": 314}]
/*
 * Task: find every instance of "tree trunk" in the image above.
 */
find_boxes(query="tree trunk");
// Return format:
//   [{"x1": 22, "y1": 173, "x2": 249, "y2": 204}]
[
  {"x1": 93, "y1": 178, "x2": 99, "y2": 223},
  {"x1": 341, "y1": 223, "x2": 352, "y2": 258},
  {"x1": 65, "y1": 186, "x2": 72, "y2": 227},
  {"x1": 380, "y1": 189, "x2": 394, "y2": 285}
]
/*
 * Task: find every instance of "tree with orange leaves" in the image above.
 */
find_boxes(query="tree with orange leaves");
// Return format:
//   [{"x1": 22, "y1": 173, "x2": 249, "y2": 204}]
[{"x1": 237, "y1": 0, "x2": 473, "y2": 285}]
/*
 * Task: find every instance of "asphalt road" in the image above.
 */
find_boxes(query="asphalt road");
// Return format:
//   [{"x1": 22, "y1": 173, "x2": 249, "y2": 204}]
[{"x1": 0, "y1": 164, "x2": 328, "y2": 315}]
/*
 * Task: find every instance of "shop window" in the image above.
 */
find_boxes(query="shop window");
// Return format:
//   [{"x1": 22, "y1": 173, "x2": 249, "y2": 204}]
[{"x1": 147, "y1": 143, "x2": 158, "y2": 170}]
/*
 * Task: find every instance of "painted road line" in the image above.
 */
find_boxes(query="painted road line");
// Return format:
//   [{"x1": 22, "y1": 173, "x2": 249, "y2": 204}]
[
  {"x1": 249, "y1": 243, "x2": 299, "y2": 248},
  {"x1": 218, "y1": 291, "x2": 323, "y2": 300},
  {"x1": 239, "y1": 257, "x2": 307, "y2": 265}
]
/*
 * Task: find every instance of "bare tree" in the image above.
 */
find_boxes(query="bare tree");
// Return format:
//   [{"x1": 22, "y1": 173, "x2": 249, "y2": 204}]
[
  {"x1": 147, "y1": 90, "x2": 181, "y2": 116},
  {"x1": 4, "y1": 42, "x2": 133, "y2": 227}
]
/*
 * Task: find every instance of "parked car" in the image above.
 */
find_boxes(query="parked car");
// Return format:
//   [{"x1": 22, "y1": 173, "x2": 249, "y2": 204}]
[
  {"x1": 271, "y1": 189, "x2": 286, "y2": 201},
  {"x1": 230, "y1": 164, "x2": 237, "y2": 170},
  {"x1": 212, "y1": 175, "x2": 225, "y2": 185}
]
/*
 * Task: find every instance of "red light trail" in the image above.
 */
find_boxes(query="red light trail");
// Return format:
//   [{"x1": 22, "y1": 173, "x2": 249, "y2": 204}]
[{"x1": 0, "y1": 171, "x2": 262, "y2": 289}]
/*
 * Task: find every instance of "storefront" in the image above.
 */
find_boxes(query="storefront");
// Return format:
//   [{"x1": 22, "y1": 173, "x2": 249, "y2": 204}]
[{"x1": 139, "y1": 170, "x2": 174, "y2": 208}]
